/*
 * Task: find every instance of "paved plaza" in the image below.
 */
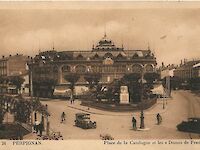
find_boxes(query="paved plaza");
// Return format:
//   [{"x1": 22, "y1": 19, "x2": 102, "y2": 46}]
[{"x1": 24, "y1": 90, "x2": 200, "y2": 140}]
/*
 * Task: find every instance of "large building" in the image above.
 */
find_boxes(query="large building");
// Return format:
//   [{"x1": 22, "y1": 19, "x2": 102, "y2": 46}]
[
  {"x1": 28, "y1": 34, "x2": 157, "y2": 98},
  {"x1": 0, "y1": 54, "x2": 30, "y2": 94},
  {"x1": 174, "y1": 59, "x2": 200, "y2": 81}
]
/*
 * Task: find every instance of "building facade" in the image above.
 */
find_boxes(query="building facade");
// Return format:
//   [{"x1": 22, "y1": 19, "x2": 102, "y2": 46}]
[
  {"x1": 192, "y1": 63, "x2": 200, "y2": 78},
  {"x1": 174, "y1": 60, "x2": 200, "y2": 81},
  {"x1": 0, "y1": 54, "x2": 30, "y2": 94},
  {"x1": 28, "y1": 35, "x2": 157, "y2": 97}
]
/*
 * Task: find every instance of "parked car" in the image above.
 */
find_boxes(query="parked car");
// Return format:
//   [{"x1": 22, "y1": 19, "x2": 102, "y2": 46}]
[
  {"x1": 100, "y1": 134, "x2": 114, "y2": 140},
  {"x1": 74, "y1": 113, "x2": 96, "y2": 129},
  {"x1": 177, "y1": 118, "x2": 200, "y2": 133}
]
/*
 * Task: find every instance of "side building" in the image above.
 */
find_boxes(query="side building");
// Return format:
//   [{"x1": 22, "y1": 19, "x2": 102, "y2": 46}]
[
  {"x1": 0, "y1": 54, "x2": 30, "y2": 94},
  {"x1": 28, "y1": 35, "x2": 157, "y2": 99},
  {"x1": 174, "y1": 59, "x2": 200, "y2": 90}
]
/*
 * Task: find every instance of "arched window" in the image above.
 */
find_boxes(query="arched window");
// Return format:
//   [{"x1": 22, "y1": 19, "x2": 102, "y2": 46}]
[
  {"x1": 104, "y1": 52, "x2": 113, "y2": 59},
  {"x1": 75, "y1": 65, "x2": 86, "y2": 73},
  {"x1": 91, "y1": 66, "x2": 102, "y2": 73},
  {"x1": 132, "y1": 64, "x2": 143, "y2": 73}
]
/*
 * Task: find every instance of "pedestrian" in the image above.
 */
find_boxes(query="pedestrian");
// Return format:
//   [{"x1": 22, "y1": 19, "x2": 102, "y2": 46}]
[
  {"x1": 35, "y1": 121, "x2": 40, "y2": 134},
  {"x1": 70, "y1": 93, "x2": 73, "y2": 104},
  {"x1": 61, "y1": 112, "x2": 66, "y2": 123},
  {"x1": 70, "y1": 99, "x2": 72, "y2": 104},
  {"x1": 132, "y1": 116, "x2": 137, "y2": 130},
  {"x1": 38, "y1": 123, "x2": 43, "y2": 136},
  {"x1": 156, "y1": 113, "x2": 162, "y2": 125}
]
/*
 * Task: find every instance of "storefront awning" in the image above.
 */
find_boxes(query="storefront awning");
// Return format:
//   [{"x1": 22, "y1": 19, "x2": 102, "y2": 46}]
[
  {"x1": 151, "y1": 84, "x2": 165, "y2": 95},
  {"x1": 193, "y1": 63, "x2": 200, "y2": 68},
  {"x1": 7, "y1": 86, "x2": 17, "y2": 90},
  {"x1": 53, "y1": 86, "x2": 71, "y2": 96}
]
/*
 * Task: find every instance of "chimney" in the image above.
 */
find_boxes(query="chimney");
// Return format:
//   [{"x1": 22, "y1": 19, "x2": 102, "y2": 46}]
[{"x1": 162, "y1": 62, "x2": 164, "y2": 68}]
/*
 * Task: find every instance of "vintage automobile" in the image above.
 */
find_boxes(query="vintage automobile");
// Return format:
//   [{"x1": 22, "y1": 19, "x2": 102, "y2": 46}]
[
  {"x1": 177, "y1": 118, "x2": 200, "y2": 133},
  {"x1": 74, "y1": 113, "x2": 96, "y2": 129},
  {"x1": 100, "y1": 134, "x2": 114, "y2": 140}
]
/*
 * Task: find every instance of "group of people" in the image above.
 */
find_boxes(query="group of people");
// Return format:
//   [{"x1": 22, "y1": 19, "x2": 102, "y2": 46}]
[
  {"x1": 36, "y1": 133, "x2": 64, "y2": 140},
  {"x1": 132, "y1": 113, "x2": 162, "y2": 130},
  {"x1": 33, "y1": 121, "x2": 44, "y2": 136}
]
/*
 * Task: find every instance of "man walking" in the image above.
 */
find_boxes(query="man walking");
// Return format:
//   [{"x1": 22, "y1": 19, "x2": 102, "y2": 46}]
[
  {"x1": 132, "y1": 116, "x2": 137, "y2": 130},
  {"x1": 61, "y1": 112, "x2": 66, "y2": 123},
  {"x1": 156, "y1": 113, "x2": 162, "y2": 125}
]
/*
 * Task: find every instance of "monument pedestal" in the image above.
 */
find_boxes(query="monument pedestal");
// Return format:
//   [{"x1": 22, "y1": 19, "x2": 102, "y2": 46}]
[
  {"x1": 120, "y1": 93, "x2": 129, "y2": 104},
  {"x1": 120, "y1": 86, "x2": 129, "y2": 104}
]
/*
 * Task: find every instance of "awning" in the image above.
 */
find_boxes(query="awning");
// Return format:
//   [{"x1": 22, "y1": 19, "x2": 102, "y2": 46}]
[
  {"x1": 193, "y1": 63, "x2": 200, "y2": 68},
  {"x1": 7, "y1": 86, "x2": 17, "y2": 90},
  {"x1": 151, "y1": 84, "x2": 165, "y2": 95},
  {"x1": 53, "y1": 86, "x2": 71, "y2": 96}
]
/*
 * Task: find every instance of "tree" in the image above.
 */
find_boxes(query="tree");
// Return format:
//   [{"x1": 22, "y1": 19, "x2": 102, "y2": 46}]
[
  {"x1": 144, "y1": 72, "x2": 160, "y2": 84},
  {"x1": 14, "y1": 99, "x2": 31, "y2": 123},
  {"x1": 123, "y1": 73, "x2": 142, "y2": 82},
  {"x1": 84, "y1": 73, "x2": 102, "y2": 90},
  {"x1": 64, "y1": 73, "x2": 80, "y2": 99},
  {"x1": 10, "y1": 76, "x2": 25, "y2": 94},
  {"x1": 0, "y1": 76, "x2": 9, "y2": 84},
  {"x1": 0, "y1": 107, "x2": 5, "y2": 124},
  {"x1": 143, "y1": 72, "x2": 160, "y2": 97},
  {"x1": 123, "y1": 73, "x2": 142, "y2": 103}
]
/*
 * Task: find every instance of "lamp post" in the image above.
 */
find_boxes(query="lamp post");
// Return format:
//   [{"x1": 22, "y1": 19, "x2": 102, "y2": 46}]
[
  {"x1": 139, "y1": 71, "x2": 146, "y2": 129},
  {"x1": 162, "y1": 98, "x2": 165, "y2": 109}
]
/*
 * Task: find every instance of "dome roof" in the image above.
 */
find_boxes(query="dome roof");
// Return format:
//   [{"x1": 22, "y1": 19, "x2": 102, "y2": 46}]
[{"x1": 92, "y1": 34, "x2": 123, "y2": 51}]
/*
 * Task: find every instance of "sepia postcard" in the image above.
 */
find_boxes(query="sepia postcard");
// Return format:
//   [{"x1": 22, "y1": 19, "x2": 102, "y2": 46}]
[{"x1": 0, "y1": 0, "x2": 200, "y2": 150}]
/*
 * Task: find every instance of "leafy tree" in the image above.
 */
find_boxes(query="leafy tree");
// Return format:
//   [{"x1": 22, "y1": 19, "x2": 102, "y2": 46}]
[
  {"x1": 10, "y1": 76, "x2": 25, "y2": 94},
  {"x1": 84, "y1": 73, "x2": 102, "y2": 90},
  {"x1": 123, "y1": 73, "x2": 141, "y2": 82},
  {"x1": 144, "y1": 72, "x2": 160, "y2": 84},
  {"x1": 64, "y1": 73, "x2": 80, "y2": 99},
  {"x1": 0, "y1": 107, "x2": 5, "y2": 124},
  {"x1": 143, "y1": 72, "x2": 160, "y2": 96},
  {"x1": 13, "y1": 99, "x2": 31, "y2": 123},
  {"x1": 123, "y1": 73, "x2": 142, "y2": 103},
  {"x1": 0, "y1": 76, "x2": 9, "y2": 84}
]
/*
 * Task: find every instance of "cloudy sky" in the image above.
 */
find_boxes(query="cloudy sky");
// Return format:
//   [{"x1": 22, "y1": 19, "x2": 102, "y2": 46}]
[{"x1": 0, "y1": 1, "x2": 200, "y2": 65}]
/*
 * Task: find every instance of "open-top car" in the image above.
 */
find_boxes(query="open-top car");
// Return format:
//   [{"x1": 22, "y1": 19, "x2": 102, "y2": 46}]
[
  {"x1": 177, "y1": 117, "x2": 200, "y2": 134},
  {"x1": 74, "y1": 113, "x2": 96, "y2": 129}
]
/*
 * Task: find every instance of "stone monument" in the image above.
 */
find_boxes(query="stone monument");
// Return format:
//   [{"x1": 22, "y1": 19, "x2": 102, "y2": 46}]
[{"x1": 120, "y1": 86, "x2": 129, "y2": 104}]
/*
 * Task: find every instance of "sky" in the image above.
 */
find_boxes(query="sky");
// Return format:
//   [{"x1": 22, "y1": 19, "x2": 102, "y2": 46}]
[{"x1": 0, "y1": 1, "x2": 200, "y2": 66}]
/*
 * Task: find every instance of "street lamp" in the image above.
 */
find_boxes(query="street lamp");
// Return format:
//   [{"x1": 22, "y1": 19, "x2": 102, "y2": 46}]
[
  {"x1": 163, "y1": 98, "x2": 165, "y2": 109},
  {"x1": 139, "y1": 71, "x2": 146, "y2": 129}
]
